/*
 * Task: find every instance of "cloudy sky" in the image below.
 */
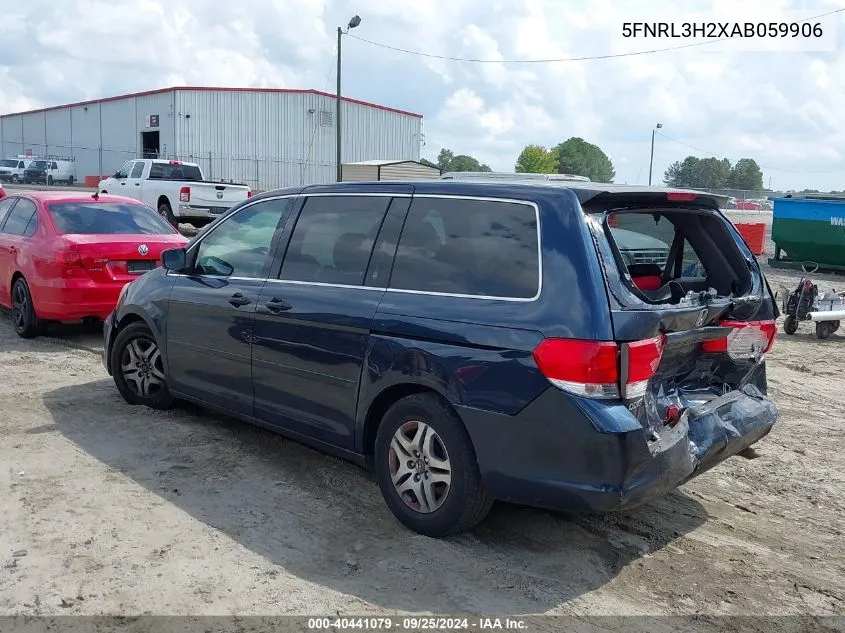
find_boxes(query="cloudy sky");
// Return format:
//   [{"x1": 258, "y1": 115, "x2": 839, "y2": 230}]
[{"x1": 1, "y1": 0, "x2": 844, "y2": 190}]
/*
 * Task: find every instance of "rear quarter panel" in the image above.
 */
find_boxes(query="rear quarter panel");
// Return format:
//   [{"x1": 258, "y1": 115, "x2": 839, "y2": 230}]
[{"x1": 356, "y1": 186, "x2": 616, "y2": 450}]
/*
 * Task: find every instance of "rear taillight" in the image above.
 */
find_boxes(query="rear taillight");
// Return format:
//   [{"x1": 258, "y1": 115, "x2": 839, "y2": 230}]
[
  {"x1": 622, "y1": 335, "x2": 666, "y2": 399},
  {"x1": 247, "y1": 190, "x2": 253, "y2": 198},
  {"x1": 533, "y1": 339, "x2": 619, "y2": 398},
  {"x1": 56, "y1": 249, "x2": 85, "y2": 278},
  {"x1": 179, "y1": 186, "x2": 190, "y2": 203},
  {"x1": 57, "y1": 249, "x2": 83, "y2": 267},
  {"x1": 533, "y1": 335, "x2": 665, "y2": 400},
  {"x1": 701, "y1": 320, "x2": 776, "y2": 359}
]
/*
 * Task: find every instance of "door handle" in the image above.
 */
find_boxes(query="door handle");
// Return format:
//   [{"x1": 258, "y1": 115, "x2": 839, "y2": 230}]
[
  {"x1": 228, "y1": 292, "x2": 251, "y2": 307},
  {"x1": 134, "y1": 183, "x2": 140, "y2": 186},
  {"x1": 265, "y1": 296, "x2": 293, "y2": 312}
]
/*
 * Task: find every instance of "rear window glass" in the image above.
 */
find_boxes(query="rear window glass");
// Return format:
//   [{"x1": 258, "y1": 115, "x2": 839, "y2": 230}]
[
  {"x1": 148, "y1": 163, "x2": 203, "y2": 181},
  {"x1": 48, "y1": 202, "x2": 177, "y2": 235},
  {"x1": 390, "y1": 198, "x2": 540, "y2": 299}
]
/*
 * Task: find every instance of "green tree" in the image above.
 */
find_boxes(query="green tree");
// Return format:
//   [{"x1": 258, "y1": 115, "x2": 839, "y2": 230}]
[
  {"x1": 664, "y1": 156, "x2": 699, "y2": 188},
  {"x1": 695, "y1": 157, "x2": 732, "y2": 188},
  {"x1": 437, "y1": 148, "x2": 491, "y2": 173},
  {"x1": 553, "y1": 137, "x2": 615, "y2": 182},
  {"x1": 515, "y1": 144, "x2": 557, "y2": 173},
  {"x1": 728, "y1": 158, "x2": 764, "y2": 191},
  {"x1": 664, "y1": 156, "x2": 732, "y2": 189}
]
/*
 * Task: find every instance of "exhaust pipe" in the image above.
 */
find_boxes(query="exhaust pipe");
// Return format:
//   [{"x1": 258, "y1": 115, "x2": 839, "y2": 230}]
[{"x1": 807, "y1": 309, "x2": 845, "y2": 321}]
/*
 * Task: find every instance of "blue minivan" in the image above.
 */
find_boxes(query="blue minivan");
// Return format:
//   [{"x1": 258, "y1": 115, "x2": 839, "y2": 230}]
[{"x1": 103, "y1": 181, "x2": 779, "y2": 536}]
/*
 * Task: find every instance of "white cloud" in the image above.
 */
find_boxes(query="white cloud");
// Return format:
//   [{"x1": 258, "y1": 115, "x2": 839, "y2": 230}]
[{"x1": 1, "y1": 0, "x2": 845, "y2": 190}]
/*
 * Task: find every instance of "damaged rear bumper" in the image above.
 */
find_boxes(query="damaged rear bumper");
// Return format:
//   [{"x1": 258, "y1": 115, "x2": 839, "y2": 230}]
[
  {"x1": 459, "y1": 385, "x2": 777, "y2": 513},
  {"x1": 683, "y1": 384, "x2": 778, "y2": 477}
]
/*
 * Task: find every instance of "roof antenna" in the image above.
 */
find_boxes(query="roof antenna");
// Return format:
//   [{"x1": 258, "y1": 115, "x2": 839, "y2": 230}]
[{"x1": 91, "y1": 190, "x2": 99, "y2": 200}]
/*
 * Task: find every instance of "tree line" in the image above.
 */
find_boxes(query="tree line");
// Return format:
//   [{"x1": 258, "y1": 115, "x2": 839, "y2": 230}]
[
  {"x1": 424, "y1": 140, "x2": 771, "y2": 192},
  {"x1": 663, "y1": 156, "x2": 764, "y2": 191}
]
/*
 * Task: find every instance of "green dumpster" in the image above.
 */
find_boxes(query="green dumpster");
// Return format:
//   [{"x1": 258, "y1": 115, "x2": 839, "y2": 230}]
[{"x1": 769, "y1": 195, "x2": 845, "y2": 271}]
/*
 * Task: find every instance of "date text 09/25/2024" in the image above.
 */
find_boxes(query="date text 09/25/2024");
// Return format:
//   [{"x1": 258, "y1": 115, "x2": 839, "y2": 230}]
[{"x1": 307, "y1": 617, "x2": 528, "y2": 630}]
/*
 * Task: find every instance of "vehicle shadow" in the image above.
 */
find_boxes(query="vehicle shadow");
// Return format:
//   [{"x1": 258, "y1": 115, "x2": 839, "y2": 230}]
[
  {"x1": 0, "y1": 318, "x2": 103, "y2": 355},
  {"x1": 44, "y1": 379, "x2": 709, "y2": 614}
]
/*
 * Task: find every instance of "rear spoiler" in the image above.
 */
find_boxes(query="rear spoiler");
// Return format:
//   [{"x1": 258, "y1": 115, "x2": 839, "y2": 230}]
[{"x1": 576, "y1": 188, "x2": 730, "y2": 210}]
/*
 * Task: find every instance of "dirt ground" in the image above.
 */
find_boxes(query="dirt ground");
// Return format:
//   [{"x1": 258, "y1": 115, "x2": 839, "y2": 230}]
[{"x1": 0, "y1": 216, "x2": 843, "y2": 621}]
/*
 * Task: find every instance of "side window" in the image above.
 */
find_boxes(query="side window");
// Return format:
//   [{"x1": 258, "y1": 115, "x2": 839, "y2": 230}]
[
  {"x1": 280, "y1": 196, "x2": 389, "y2": 286},
  {"x1": 115, "y1": 161, "x2": 132, "y2": 179},
  {"x1": 390, "y1": 198, "x2": 540, "y2": 299},
  {"x1": 18, "y1": 161, "x2": 24, "y2": 169},
  {"x1": 51, "y1": 162, "x2": 58, "y2": 170},
  {"x1": 681, "y1": 242, "x2": 705, "y2": 277},
  {"x1": 130, "y1": 161, "x2": 145, "y2": 178},
  {"x1": 1, "y1": 199, "x2": 37, "y2": 237},
  {"x1": 0, "y1": 198, "x2": 18, "y2": 228},
  {"x1": 193, "y1": 199, "x2": 288, "y2": 278}
]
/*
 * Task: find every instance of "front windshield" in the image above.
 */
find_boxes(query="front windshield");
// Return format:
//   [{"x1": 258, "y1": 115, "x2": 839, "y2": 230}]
[{"x1": 0, "y1": 160, "x2": 18, "y2": 168}]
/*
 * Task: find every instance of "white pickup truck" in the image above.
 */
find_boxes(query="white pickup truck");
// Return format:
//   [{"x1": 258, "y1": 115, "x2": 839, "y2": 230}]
[{"x1": 98, "y1": 159, "x2": 251, "y2": 227}]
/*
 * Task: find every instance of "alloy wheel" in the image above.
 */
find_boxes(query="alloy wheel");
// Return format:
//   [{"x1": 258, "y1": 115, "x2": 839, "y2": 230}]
[
  {"x1": 11, "y1": 283, "x2": 28, "y2": 330},
  {"x1": 120, "y1": 337, "x2": 166, "y2": 398},
  {"x1": 388, "y1": 420, "x2": 452, "y2": 513}
]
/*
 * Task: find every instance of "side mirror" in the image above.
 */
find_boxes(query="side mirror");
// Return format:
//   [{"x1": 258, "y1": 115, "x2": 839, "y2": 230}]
[{"x1": 161, "y1": 248, "x2": 187, "y2": 271}]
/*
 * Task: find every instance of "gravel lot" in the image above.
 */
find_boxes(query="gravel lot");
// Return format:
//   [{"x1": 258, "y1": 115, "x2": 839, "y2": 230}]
[{"x1": 0, "y1": 213, "x2": 843, "y2": 624}]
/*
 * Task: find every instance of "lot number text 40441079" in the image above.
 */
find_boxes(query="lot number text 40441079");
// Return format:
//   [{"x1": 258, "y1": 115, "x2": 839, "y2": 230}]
[{"x1": 307, "y1": 617, "x2": 528, "y2": 630}]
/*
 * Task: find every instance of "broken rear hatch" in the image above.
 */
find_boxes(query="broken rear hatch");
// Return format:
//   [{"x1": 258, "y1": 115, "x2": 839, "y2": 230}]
[{"x1": 582, "y1": 189, "x2": 779, "y2": 475}]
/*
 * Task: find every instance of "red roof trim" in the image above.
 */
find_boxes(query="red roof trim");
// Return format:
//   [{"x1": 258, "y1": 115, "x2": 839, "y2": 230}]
[{"x1": 0, "y1": 87, "x2": 423, "y2": 119}]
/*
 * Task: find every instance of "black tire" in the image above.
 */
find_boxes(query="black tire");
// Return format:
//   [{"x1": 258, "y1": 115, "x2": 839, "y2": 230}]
[
  {"x1": 374, "y1": 393, "x2": 493, "y2": 537},
  {"x1": 47, "y1": 175, "x2": 53, "y2": 186},
  {"x1": 10, "y1": 175, "x2": 18, "y2": 184},
  {"x1": 816, "y1": 322, "x2": 834, "y2": 340},
  {"x1": 158, "y1": 202, "x2": 178, "y2": 227},
  {"x1": 783, "y1": 315, "x2": 798, "y2": 335},
  {"x1": 10, "y1": 277, "x2": 41, "y2": 338},
  {"x1": 110, "y1": 322, "x2": 174, "y2": 410}
]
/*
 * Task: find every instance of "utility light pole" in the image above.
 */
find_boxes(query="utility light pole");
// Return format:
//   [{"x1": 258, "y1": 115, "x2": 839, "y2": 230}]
[
  {"x1": 649, "y1": 122, "x2": 663, "y2": 186},
  {"x1": 336, "y1": 15, "x2": 362, "y2": 181}
]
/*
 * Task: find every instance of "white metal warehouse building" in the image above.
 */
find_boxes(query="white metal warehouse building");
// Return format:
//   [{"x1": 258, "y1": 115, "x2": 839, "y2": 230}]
[{"x1": 0, "y1": 87, "x2": 423, "y2": 190}]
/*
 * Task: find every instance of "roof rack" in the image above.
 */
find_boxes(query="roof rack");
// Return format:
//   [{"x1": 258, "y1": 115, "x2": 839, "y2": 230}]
[{"x1": 440, "y1": 171, "x2": 591, "y2": 182}]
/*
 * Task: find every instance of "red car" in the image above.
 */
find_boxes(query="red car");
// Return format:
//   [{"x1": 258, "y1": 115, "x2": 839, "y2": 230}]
[
  {"x1": 0, "y1": 184, "x2": 6, "y2": 200},
  {"x1": 0, "y1": 191, "x2": 188, "y2": 337}
]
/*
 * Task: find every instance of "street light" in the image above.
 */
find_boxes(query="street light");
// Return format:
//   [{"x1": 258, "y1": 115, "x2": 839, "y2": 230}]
[
  {"x1": 337, "y1": 15, "x2": 362, "y2": 181},
  {"x1": 648, "y1": 122, "x2": 663, "y2": 186}
]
